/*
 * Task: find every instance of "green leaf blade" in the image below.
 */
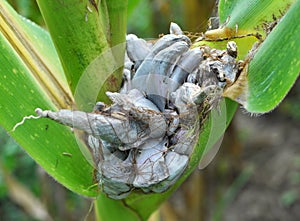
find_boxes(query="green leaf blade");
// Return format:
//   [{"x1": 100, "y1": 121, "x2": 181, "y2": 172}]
[
  {"x1": 0, "y1": 1, "x2": 97, "y2": 197},
  {"x1": 0, "y1": 1, "x2": 73, "y2": 108},
  {"x1": 246, "y1": 1, "x2": 300, "y2": 112},
  {"x1": 219, "y1": 0, "x2": 295, "y2": 32}
]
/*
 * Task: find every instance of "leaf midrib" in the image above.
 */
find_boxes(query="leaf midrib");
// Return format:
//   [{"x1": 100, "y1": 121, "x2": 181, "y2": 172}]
[{"x1": 0, "y1": 3, "x2": 74, "y2": 109}]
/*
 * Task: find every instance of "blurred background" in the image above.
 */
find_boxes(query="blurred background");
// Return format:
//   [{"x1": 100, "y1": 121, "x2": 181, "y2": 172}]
[{"x1": 1, "y1": 0, "x2": 300, "y2": 220}]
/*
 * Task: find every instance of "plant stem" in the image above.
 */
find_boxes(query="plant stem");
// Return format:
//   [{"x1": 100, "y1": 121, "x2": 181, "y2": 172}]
[{"x1": 36, "y1": 0, "x2": 110, "y2": 96}]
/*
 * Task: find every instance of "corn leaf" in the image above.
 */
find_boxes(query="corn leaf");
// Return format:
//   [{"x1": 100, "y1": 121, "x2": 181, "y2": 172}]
[
  {"x1": 223, "y1": 1, "x2": 300, "y2": 113},
  {"x1": 219, "y1": 0, "x2": 295, "y2": 32},
  {"x1": 0, "y1": 1, "x2": 97, "y2": 197}
]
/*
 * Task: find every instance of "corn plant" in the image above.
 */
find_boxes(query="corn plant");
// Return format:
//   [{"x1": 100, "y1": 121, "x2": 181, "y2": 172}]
[{"x1": 0, "y1": 0, "x2": 299, "y2": 220}]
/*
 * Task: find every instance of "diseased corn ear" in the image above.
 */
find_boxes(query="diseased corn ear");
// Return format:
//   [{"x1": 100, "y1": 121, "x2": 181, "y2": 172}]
[{"x1": 35, "y1": 22, "x2": 241, "y2": 199}]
